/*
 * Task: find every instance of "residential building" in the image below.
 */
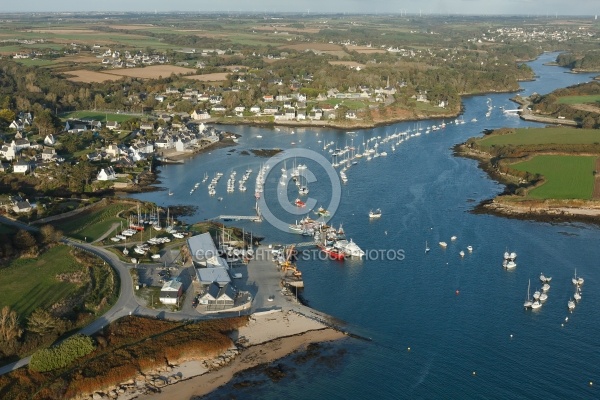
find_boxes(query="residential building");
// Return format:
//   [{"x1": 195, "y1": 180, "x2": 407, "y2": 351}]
[
  {"x1": 97, "y1": 166, "x2": 117, "y2": 181},
  {"x1": 198, "y1": 282, "x2": 236, "y2": 308},
  {"x1": 159, "y1": 279, "x2": 183, "y2": 305},
  {"x1": 13, "y1": 159, "x2": 30, "y2": 173}
]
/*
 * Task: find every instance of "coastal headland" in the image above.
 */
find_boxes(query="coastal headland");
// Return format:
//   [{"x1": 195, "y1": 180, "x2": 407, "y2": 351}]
[{"x1": 455, "y1": 125, "x2": 600, "y2": 224}]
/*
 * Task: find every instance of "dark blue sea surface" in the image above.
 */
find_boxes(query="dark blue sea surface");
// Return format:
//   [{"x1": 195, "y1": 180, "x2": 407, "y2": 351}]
[{"x1": 131, "y1": 53, "x2": 600, "y2": 399}]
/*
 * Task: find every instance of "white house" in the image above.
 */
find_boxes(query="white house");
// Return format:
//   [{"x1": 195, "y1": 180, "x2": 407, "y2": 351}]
[
  {"x1": 13, "y1": 160, "x2": 30, "y2": 174},
  {"x1": 13, "y1": 139, "x2": 30, "y2": 152},
  {"x1": 105, "y1": 144, "x2": 121, "y2": 159},
  {"x1": 41, "y1": 148, "x2": 56, "y2": 161},
  {"x1": 44, "y1": 134, "x2": 56, "y2": 146},
  {"x1": 0, "y1": 142, "x2": 16, "y2": 160},
  {"x1": 175, "y1": 137, "x2": 192, "y2": 152},
  {"x1": 159, "y1": 279, "x2": 183, "y2": 305},
  {"x1": 190, "y1": 109, "x2": 210, "y2": 120},
  {"x1": 139, "y1": 122, "x2": 154, "y2": 131},
  {"x1": 97, "y1": 166, "x2": 117, "y2": 181},
  {"x1": 106, "y1": 121, "x2": 120, "y2": 130},
  {"x1": 9, "y1": 120, "x2": 24, "y2": 131},
  {"x1": 250, "y1": 105, "x2": 261, "y2": 114}
]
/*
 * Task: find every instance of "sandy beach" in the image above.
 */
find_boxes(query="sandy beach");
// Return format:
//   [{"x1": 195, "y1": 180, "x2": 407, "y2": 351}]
[{"x1": 136, "y1": 310, "x2": 346, "y2": 400}]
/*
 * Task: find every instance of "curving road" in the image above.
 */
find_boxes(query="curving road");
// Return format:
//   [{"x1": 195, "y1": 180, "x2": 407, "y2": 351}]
[{"x1": 0, "y1": 217, "x2": 221, "y2": 375}]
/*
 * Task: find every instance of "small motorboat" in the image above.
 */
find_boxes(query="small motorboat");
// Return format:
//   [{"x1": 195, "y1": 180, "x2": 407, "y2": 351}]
[{"x1": 369, "y1": 209, "x2": 382, "y2": 218}]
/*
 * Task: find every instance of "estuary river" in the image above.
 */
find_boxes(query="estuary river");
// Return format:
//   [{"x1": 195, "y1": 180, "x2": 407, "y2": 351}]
[{"x1": 131, "y1": 53, "x2": 600, "y2": 399}]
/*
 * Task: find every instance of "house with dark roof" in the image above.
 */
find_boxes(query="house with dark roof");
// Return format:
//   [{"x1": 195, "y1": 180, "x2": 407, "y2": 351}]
[
  {"x1": 198, "y1": 282, "x2": 236, "y2": 308},
  {"x1": 13, "y1": 199, "x2": 32, "y2": 213}
]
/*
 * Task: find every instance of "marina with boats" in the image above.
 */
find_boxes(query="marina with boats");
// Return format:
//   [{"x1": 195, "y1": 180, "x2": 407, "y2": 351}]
[{"x1": 126, "y1": 53, "x2": 600, "y2": 399}]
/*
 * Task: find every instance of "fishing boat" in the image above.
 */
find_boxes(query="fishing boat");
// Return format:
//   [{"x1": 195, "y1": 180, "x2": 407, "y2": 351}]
[
  {"x1": 439, "y1": 241, "x2": 448, "y2": 248},
  {"x1": 319, "y1": 245, "x2": 345, "y2": 260},
  {"x1": 533, "y1": 290, "x2": 540, "y2": 300},
  {"x1": 531, "y1": 300, "x2": 542, "y2": 310},
  {"x1": 467, "y1": 245, "x2": 473, "y2": 252},
  {"x1": 568, "y1": 299, "x2": 576, "y2": 311},
  {"x1": 574, "y1": 288, "x2": 582, "y2": 302},
  {"x1": 369, "y1": 209, "x2": 382, "y2": 218},
  {"x1": 459, "y1": 250, "x2": 465, "y2": 258},
  {"x1": 540, "y1": 273, "x2": 552, "y2": 283},
  {"x1": 524, "y1": 279, "x2": 533, "y2": 308},
  {"x1": 539, "y1": 292, "x2": 548, "y2": 302},
  {"x1": 450, "y1": 235, "x2": 457, "y2": 241}
]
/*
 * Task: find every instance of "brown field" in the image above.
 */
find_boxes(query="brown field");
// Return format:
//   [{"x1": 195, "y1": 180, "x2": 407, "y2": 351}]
[
  {"x1": 572, "y1": 104, "x2": 600, "y2": 114},
  {"x1": 185, "y1": 72, "x2": 230, "y2": 82},
  {"x1": 58, "y1": 54, "x2": 104, "y2": 64},
  {"x1": 102, "y1": 65, "x2": 196, "y2": 79},
  {"x1": 108, "y1": 24, "x2": 155, "y2": 30},
  {"x1": 63, "y1": 70, "x2": 123, "y2": 83},
  {"x1": 329, "y1": 61, "x2": 366, "y2": 68},
  {"x1": 279, "y1": 42, "x2": 344, "y2": 51}
]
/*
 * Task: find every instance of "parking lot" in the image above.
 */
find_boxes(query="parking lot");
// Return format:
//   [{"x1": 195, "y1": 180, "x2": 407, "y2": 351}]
[{"x1": 136, "y1": 264, "x2": 181, "y2": 287}]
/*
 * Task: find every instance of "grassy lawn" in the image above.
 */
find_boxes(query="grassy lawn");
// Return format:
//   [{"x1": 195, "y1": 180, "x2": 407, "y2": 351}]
[
  {"x1": 478, "y1": 127, "x2": 600, "y2": 147},
  {"x1": 0, "y1": 245, "x2": 83, "y2": 317},
  {"x1": 321, "y1": 98, "x2": 368, "y2": 109},
  {"x1": 60, "y1": 111, "x2": 139, "y2": 123},
  {"x1": 557, "y1": 95, "x2": 600, "y2": 105},
  {"x1": 52, "y1": 202, "x2": 132, "y2": 242},
  {"x1": 511, "y1": 155, "x2": 596, "y2": 199},
  {"x1": 13, "y1": 58, "x2": 57, "y2": 67}
]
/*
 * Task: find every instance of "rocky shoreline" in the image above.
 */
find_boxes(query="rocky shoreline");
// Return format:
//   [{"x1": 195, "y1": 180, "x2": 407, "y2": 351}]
[{"x1": 74, "y1": 311, "x2": 347, "y2": 400}]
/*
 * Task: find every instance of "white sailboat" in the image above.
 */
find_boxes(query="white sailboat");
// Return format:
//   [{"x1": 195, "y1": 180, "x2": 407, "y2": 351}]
[
  {"x1": 524, "y1": 279, "x2": 533, "y2": 308},
  {"x1": 572, "y1": 269, "x2": 584, "y2": 286},
  {"x1": 425, "y1": 241, "x2": 430, "y2": 253}
]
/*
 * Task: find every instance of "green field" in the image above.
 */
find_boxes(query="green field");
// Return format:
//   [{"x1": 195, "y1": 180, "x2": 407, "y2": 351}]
[
  {"x1": 477, "y1": 127, "x2": 600, "y2": 147},
  {"x1": 557, "y1": 95, "x2": 600, "y2": 105},
  {"x1": 0, "y1": 245, "x2": 84, "y2": 317},
  {"x1": 60, "y1": 110, "x2": 140, "y2": 123},
  {"x1": 52, "y1": 202, "x2": 132, "y2": 242},
  {"x1": 511, "y1": 155, "x2": 596, "y2": 199},
  {"x1": 321, "y1": 98, "x2": 368, "y2": 109}
]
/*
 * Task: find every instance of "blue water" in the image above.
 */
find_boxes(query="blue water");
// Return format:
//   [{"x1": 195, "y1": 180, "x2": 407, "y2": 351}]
[{"x1": 131, "y1": 53, "x2": 600, "y2": 399}]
